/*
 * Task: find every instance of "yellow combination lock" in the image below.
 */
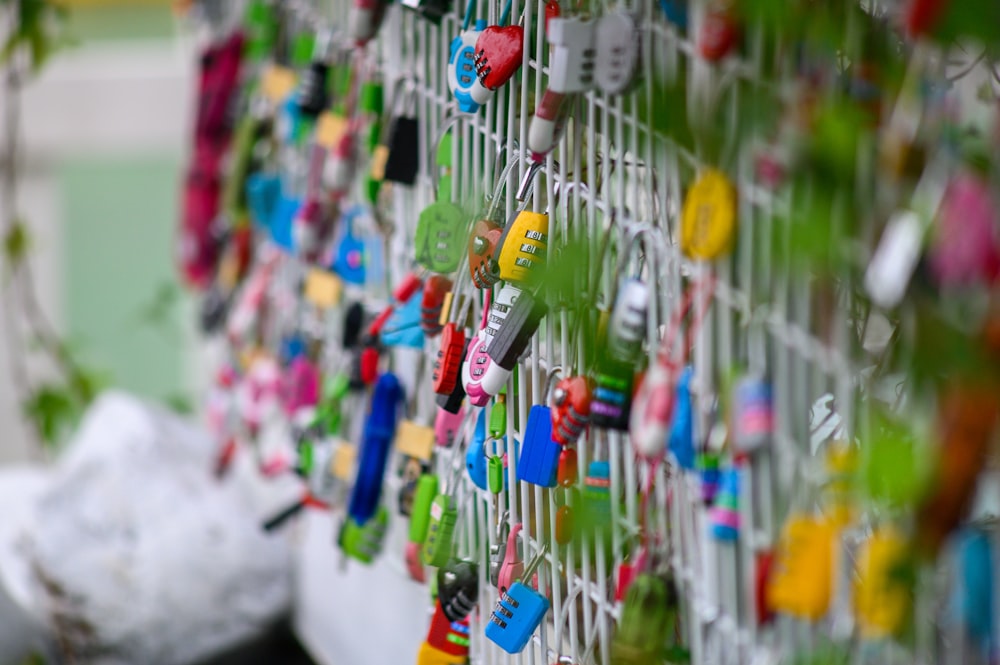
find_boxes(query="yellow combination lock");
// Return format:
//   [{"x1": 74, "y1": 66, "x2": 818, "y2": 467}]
[
  {"x1": 766, "y1": 514, "x2": 837, "y2": 621},
  {"x1": 494, "y1": 210, "x2": 549, "y2": 284},
  {"x1": 416, "y1": 641, "x2": 467, "y2": 665},
  {"x1": 854, "y1": 527, "x2": 910, "y2": 638},
  {"x1": 680, "y1": 168, "x2": 737, "y2": 260}
]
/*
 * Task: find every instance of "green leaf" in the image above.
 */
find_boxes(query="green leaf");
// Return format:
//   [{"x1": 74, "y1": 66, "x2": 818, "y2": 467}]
[
  {"x1": 22, "y1": 384, "x2": 78, "y2": 446},
  {"x1": 3, "y1": 219, "x2": 31, "y2": 269}
]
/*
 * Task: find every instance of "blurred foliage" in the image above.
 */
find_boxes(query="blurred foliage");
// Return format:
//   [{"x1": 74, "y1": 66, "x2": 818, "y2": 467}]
[{"x1": 0, "y1": 0, "x2": 71, "y2": 71}]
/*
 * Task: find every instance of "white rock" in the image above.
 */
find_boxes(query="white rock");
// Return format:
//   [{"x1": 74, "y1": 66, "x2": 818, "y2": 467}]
[{"x1": 25, "y1": 391, "x2": 294, "y2": 665}]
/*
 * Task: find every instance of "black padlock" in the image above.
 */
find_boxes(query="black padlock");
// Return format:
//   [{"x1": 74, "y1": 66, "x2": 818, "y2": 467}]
[
  {"x1": 437, "y1": 559, "x2": 479, "y2": 622},
  {"x1": 343, "y1": 301, "x2": 365, "y2": 349},
  {"x1": 296, "y1": 31, "x2": 333, "y2": 118},
  {"x1": 382, "y1": 85, "x2": 419, "y2": 185},
  {"x1": 486, "y1": 289, "x2": 548, "y2": 370},
  {"x1": 399, "y1": 0, "x2": 452, "y2": 24}
]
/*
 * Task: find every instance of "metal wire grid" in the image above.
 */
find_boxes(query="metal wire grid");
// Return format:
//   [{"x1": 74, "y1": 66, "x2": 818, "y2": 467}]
[{"x1": 287, "y1": 0, "x2": 883, "y2": 662}]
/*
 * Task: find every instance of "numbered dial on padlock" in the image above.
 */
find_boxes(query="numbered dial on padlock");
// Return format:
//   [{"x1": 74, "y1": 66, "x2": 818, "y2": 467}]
[
  {"x1": 423, "y1": 494, "x2": 459, "y2": 567},
  {"x1": 462, "y1": 284, "x2": 521, "y2": 406},
  {"x1": 485, "y1": 288, "x2": 549, "y2": 370},
  {"x1": 494, "y1": 210, "x2": 549, "y2": 284},
  {"x1": 552, "y1": 375, "x2": 593, "y2": 445},
  {"x1": 425, "y1": 600, "x2": 471, "y2": 656},
  {"x1": 546, "y1": 17, "x2": 597, "y2": 93},
  {"x1": 438, "y1": 559, "x2": 479, "y2": 622},
  {"x1": 296, "y1": 61, "x2": 330, "y2": 118},
  {"x1": 468, "y1": 218, "x2": 504, "y2": 289},
  {"x1": 473, "y1": 25, "x2": 524, "y2": 103},
  {"x1": 593, "y1": 11, "x2": 640, "y2": 95},
  {"x1": 486, "y1": 548, "x2": 550, "y2": 654},
  {"x1": 448, "y1": 22, "x2": 490, "y2": 113}
]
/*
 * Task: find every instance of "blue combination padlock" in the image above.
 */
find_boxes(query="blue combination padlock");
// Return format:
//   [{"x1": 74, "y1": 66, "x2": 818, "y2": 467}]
[
  {"x1": 448, "y1": 19, "x2": 488, "y2": 113},
  {"x1": 517, "y1": 405, "x2": 560, "y2": 487},
  {"x1": 347, "y1": 373, "x2": 404, "y2": 523},
  {"x1": 485, "y1": 546, "x2": 550, "y2": 654}
]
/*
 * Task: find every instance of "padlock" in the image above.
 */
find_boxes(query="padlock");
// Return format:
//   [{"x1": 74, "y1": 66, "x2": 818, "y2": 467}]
[
  {"x1": 436, "y1": 375, "x2": 467, "y2": 415},
  {"x1": 426, "y1": 599, "x2": 472, "y2": 656},
  {"x1": 462, "y1": 283, "x2": 521, "y2": 405},
  {"x1": 698, "y1": 0, "x2": 739, "y2": 62},
  {"x1": 421, "y1": 276, "x2": 454, "y2": 337},
  {"x1": 766, "y1": 515, "x2": 837, "y2": 620},
  {"x1": 593, "y1": 279, "x2": 648, "y2": 431},
  {"x1": 416, "y1": 641, "x2": 466, "y2": 665},
  {"x1": 489, "y1": 390, "x2": 508, "y2": 437},
  {"x1": 854, "y1": 527, "x2": 910, "y2": 638},
  {"x1": 423, "y1": 494, "x2": 459, "y2": 567},
  {"x1": 409, "y1": 474, "x2": 439, "y2": 543},
  {"x1": 400, "y1": 0, "x2": 452, "y2": 24},
  {"x1": 448, "y1": 19, "x2": 490, "y2": 113},
  {"x1": 732, "y1": 376, "x2": 773, "y2": 455},
  {"x1": 610, "y1": 572, "x2": 680, "y2": 665},
  {"x1": 348, "y1": 0, "x2": 390, "y2": 45},
  {"x1": 434, "y1": 405, "x2": 465, "y2": 447},
  {"x1": 485, "y1": 288, "x2": 549, "y2": 370},
  {"x1": 295, "y1": 30, "x2": 333, "y2": 118},
  {"x1": 473, "y1": 23, "x2": 524, "y2": 103},
  {"x1": 551, "y1": 375, "x2": 593, "y2": 445},
  {"x1": 709, "y1": 467, "x2": 739, "y2": 541},
  {"x1": 606, "y1": 278, "x2": 648, "y2": 360},
  {"x1": 486, "y1": 547, "x2": 551, "y2": 654},
  {"x1": 383, "y1": 87, "x2": 420, "y2": 185},
  {"x1": 433, "y1": 323, "x2": 467, "y2": 396},
  {"x1": 468, "y1": 217, "x2": 504, "y2": 288},
  {"x1": 347, "y1": 373, "x2": 404, "y2": 524},
  {"x1": 438, "y1": 559, "x2": 479, "y2": 622},
  {"x1": 546, "y1": 17, "x2": 597, "y2": 93},
  {"x1": 518, "y1": 405, "x2": 561, "y2": 488},
  {"x1": 466, "y1": 411, "x2": 490, "y2": 490},
  {"x1": 680, "y1": 168, "x2": 737, "y2": 260},
  {"x1": 417, "y1": 201, "x2": 468, "y2": 275},
  {"x1": 593, "y1": 11, "x2": 640, "y2": 95},
  {"x1": 697, "y1": 450, "x2": 721, "y2": 504},
  {"x1": 338, "y1": 506, "x2": 389, "y2": 564},
  {"x1": 494, "y1": 210, "x2": 549, "y2": 284}
]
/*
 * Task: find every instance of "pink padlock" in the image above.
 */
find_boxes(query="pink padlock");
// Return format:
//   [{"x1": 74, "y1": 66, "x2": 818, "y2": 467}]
[
  {"x1": 497, "y1": 522, "x2": 524, "y2": 594},
  {"x1": 283, "y1": 356, "x2": 320, "y2": 415},
  {"x1": 405, "y1": 541, "x2": 426, "y2": 583},
  {"x1": 434, "y1": 406, "x2": 466, "y2": 447}
]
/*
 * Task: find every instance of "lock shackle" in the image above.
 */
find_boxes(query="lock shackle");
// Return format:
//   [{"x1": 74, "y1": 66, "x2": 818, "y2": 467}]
[
  {"x1": 519, "y1": 542, "x2": 549, "y2": 582},
  {"x1": 430, "y1": 106, "x2": 462, "y2": 200},
  {"x1": 485, "y1": 157, "x2": 522, "y2": 221},
  {"x1": 541, "y1": 365, "x2": 564, "y2": 405},
  {"x1": 487, "y1": 140, "x2": 519, "y2": 193},
  {"x1": 515, "y1": 160, "x2": 545, "y2": 202}
]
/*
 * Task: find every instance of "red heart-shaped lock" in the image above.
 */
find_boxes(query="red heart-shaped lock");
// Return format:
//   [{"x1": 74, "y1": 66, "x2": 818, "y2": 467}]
[{"x1": 474, "y1": 26, "x2": 524, "y2": 92}]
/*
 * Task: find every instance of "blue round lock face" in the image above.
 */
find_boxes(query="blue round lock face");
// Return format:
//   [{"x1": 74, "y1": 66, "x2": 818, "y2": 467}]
[{"x1": 448, "y1": 21, "x2": 486, "y2": 114}]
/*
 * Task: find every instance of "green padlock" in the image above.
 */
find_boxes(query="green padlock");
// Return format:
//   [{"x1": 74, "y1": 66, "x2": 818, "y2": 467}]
[
  {"x1": 489, "y1": 391, "x2": 507, "y2": 438},
  {"x1": 488, "y1": 455, "x2": 504, "y2": 494},
  {"x1": 610, "y1": 573, "x2": 682, "y2": 665},
  {"x1": 408, "y1": 474, "x2": 439, "y2": 544},
  {"x1": 422, "y1": 494, "x2": 458, "y2": 567},
  {"x1": 339, "y1": 506, "x2": 389, "y2": 564}
]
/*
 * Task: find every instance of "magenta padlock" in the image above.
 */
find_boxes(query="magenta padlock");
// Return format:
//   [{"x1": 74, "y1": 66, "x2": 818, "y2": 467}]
[
  {"x1": 435, "y1": 405, "x2": 466, "y2": 447},
  {"x1": 462, "y1": 284, "x2": 521, "y2": 406}
]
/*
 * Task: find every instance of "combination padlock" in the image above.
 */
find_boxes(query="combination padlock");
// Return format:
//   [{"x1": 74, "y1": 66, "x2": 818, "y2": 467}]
[
  {"x1": 421, "y1": 276, "x2": 453, "y2": 337},
  {"x1": 408, "y1": 474, "x2": 439, "y2": 545},
  {"x1": 546, "y1": 17, "x2": 597, "y2": 93},
  {"x1": 473, "y1": 10, "x2": 524, "y2": 104},
  {"x1": 468, "y1": 217, "x2": 504, "y2": 289},
  {"x1": 448, "y1": 19, "x2": 490, "y2": 113},
  {"x1": 593, "y1": 11, "x2": 640, "y2": 95},
  {"x1": 382, "y1": 87, "x2": 420, "y2": 186},
  {"x1": 425, "y1": 599, "x2": 471, "y2": 656},
  {"x1": 592, "y1": 280, "x2": 649, "y2": 430},
  {"x1": 709, "y1": 467, "x2": 740, "y2": 541},
  {"x1": 438, "y1": 559, "x2": 479, "y2": 622},
  {"x1": 295, "y1": 30, "x2": 333, "y2": 118},
  {"x1": 433, "y1": 323, "x2": 467, "y2": 395},
  {"x1": 551, "y1": 375, "x2": 593, "y2": 445},
  {"x1": 494, "y1": 210, "x2": 549, "y2": 284},
  {"x1": 610, "y1": 572, "x2": 680, "y2": 665},
  {"x1": 518, "y1": 405, "x2": 561, "y2": 488},
  {"x1": 434, "y1": 404, "x2": 465, "y2": 447},
  {"x1": 416, "y1": 200, "x2": 467, "y2": 275},
  {"x1": 485, "y1": 546, "x2": 551, "y2": 654},
  {"x1": 485, "y1": 288, "x2": 549, "y2": 370},
  {"x1": 466, "y1": 410, "x2": 490, "y2": 490},
  {"x1": 423, "y1": 494, "x2": 459, "y2": 566},
  {"x1": 462, "y1": 283, "x2": 521, "y2": 406}
]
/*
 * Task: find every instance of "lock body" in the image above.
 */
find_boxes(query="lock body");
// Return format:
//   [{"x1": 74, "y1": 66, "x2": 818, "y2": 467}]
[
  {"x1": 546, "y1": 17, "x2": 597, "y2": 93},
  {"x1": 485, "y1": 581, "x2": 551, "y2": 654},
  {"x1": 610, "y1": 573, "x2": 679, "y2": 664},
  {"x1": 347, "y1": 373, "x2": 403, "y2": 524},
  {"x1": 494, "y1": 211, "x2": 549, "y2": 284},
  {"x1": 474, "y1": 25, "x2": 524, "y2": 100},
  {"x1": 426, "y1": 600, "x2": 472, "y2": 656},
  {"x1": 593, "y1": 12, "x2": 640, "y2": 95},
  {"x1": 552, "y1": 375, "x2": 593, "y2": 445},
  {"x1": 519, "y1": 405, "x2": 560, "y2": 487},
  {"x1": 423, "y1": 494, "x2": 459, "y2": 566},
  {"x1": 448, "y1": 22, "x2": 490, "y2": 113},
  {"x1": 468, "y1": 218, "x2": 504, "y2": 288},
  {"x1": 416, "y1": 203, "x2": 467, "y2": 274}
]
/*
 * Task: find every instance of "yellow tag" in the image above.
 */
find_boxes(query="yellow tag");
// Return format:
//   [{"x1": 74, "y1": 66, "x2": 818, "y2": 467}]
[
  {"x1": 854, "y1": 527, "x2": 910, "y2": 637},
  {"x1": 262, "y1": 65, "x2": 298, "y2": 103},
  {"x1": 438, "y1": 292, "x2": 454, "y2": 326},
  {"x1": 767, "y1": 515, "x2": 837, "y2": 620},
  {"x1": 316, "y1": 112, "x2": 349, "y2": 149},
  {"x1": 304, "y1": 269, "x2": 344, "y2": 308},
  {"x1": 331, "y1": 442, "x2": 358, "y2": 480},
  {"x1": 680, "y1": 168, "x2": 737, "y2": 260},
  {"x1": 370, "y1": 145, "x2": 390, "y2": 181},
  {"x1": 394, "y1": 420, "x2": 436, "y2": 462}
]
